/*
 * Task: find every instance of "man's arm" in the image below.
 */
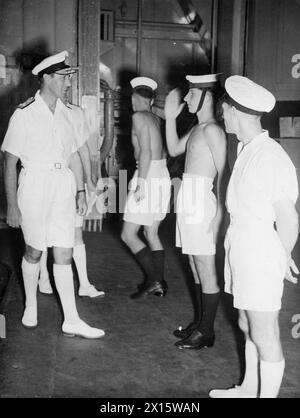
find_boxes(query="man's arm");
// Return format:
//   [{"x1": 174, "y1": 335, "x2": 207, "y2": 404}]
[
  {"x1": 274, "y1": 199, "x2": 299, "y2": 283},
  {"x1": 100, "y1": 132, "x2": 114, "y2": 166},
  {"x1": 205, "y1": 124, "x2": 227, "y2": 236},
  {"x1": 78, "y1": 143, "x2": 95, "y2": 192},
  {"x1": 69, "y1": 151, "x2": 87, "y2": 216},
  {"x1": 133, "y1": 113, "x2": 152, "y2": 202},
  {"x1": 165, "y1": 88, "x2": 190, "y2": 157},
  {"x1": 4, "y1": 151, "x2": 22, "y2": 228}
]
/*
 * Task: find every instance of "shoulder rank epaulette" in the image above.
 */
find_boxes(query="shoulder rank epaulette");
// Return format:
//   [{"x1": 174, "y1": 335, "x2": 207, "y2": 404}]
[
  {"x1": 66, "y1": 102, "x2": 80, "y2": 110},
  {"x1": 17, "y1": 97, "x2": 35, "y2": 109}
]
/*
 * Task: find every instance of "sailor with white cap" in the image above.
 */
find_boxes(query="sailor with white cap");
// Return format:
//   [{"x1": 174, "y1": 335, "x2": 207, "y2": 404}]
[
  {"x1": 121, "y1": 76, "x2": 171, "y2": 299},
  {"x1": 1, "y1": 51, "x2": 105, "y2": 339},
  {"x1": 164, "y1": 74, "x2": 227, "y2": 350},
  {"x1": 209, "y1": 76, "x2": 299, "y2": 398}
]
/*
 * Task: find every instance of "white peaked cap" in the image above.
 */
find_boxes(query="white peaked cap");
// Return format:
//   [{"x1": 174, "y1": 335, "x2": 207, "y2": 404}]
[
  {"x1": 130, "y1": 76, "x2": 158, "y2": 91},
  {"x1": 225, "y1": 75, "x2": 276, "y2": 115},
  {"x1": 186, "y1": 73, "x2": 220, "y2": 87},
  {"x1": 32, "y1": 50, "x2": 72, "y2": 76}
]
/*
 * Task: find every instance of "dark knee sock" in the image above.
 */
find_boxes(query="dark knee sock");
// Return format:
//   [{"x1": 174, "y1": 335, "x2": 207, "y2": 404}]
[
  {"x1": 198, "y1": 292, "x2": 220, "y2": 336},
  {"x1": 134, "y1": 247, "x2": 157, "y2": 283},
  {"x1": 151, "y1": 250, "x2": 165, "y2": 282},
  {"x1": 193, "y1": 283, "x2": 202, "y2": 324}
]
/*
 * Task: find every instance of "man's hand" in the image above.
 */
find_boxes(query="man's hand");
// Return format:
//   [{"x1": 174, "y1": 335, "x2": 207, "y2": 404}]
[
  {"x1": 285, "y1": 257, "x2": 299, "y2": 284},
  {"x1": 86, "y1": 179, "x2": 96, "y2": 194},
  {"x1": 6, "y1": 204, "x2": 22, "y2": 228},
  {"x1": 76, "y1": 192, "x2": 87, "y2": 216},
  {"x1": 134, "y1": 184, "x2": 146, "y2": 204},
  {"x1": 208, "y1": 208, "x2": 224, "y2": 240},
  {"x1": 164, "y1": 88, "x2": 185, "y2": 119}
]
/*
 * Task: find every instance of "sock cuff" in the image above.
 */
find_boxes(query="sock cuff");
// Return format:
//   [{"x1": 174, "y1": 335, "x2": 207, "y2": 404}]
[
  {"x1": 135, "y1": 246, "x2": 149, "y2": 258},
  {"x1": 22, "y1": 257, "x2": 40, "y2": 270},
  {"x1": 260, "y1": 359, "x2": 285, "y2": 368},
  {"x1": 74, "y1": 243, "x2": 85, "y2": 249}
]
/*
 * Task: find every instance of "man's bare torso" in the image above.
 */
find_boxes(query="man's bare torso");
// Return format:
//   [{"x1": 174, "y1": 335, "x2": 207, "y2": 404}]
[
  {"x1": 132, "y1": 111, "x2": 166, "y2": 161},
  {"x1": 185, "y1": 122, "x2": 217, "y2": 178}
]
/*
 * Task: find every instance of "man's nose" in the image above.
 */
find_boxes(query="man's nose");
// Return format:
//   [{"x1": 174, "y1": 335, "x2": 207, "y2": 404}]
[{"x1": 65, "y1": 76, "x2": 71, "y2": 88}]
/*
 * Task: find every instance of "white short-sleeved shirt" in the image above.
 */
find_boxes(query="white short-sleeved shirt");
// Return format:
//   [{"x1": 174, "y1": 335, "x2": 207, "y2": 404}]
[
  {"x1": 1, "y1": 91, "x2": 78, "y2": 165},
  {"x1": 227, "y1": 130, "x2": 298, "y2": 223},
  {"x1": 67, "y1": 103, "x2": 88, "y2": 150},
  {"x1": 224, "y1": 130, "x2": 299, "y2": 311}
]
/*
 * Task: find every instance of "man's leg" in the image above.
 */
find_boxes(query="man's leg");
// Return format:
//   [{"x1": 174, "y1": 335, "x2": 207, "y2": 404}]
[
  {"x1": 176, "y1": 255, "x2": 220, "y2": 349},
  {"x1": 143, "y1": 221, "x2": 167, "y2": 291},
  {"x1": 121, "y1": 221, "x2": 165, "y2": 298},
  {"x1": 38, "y1": 249, "x2": 53, "y2": 295},
  {"x1": 247, "y1": 310, "x2": 284, "y2": 398},
  {"x1": 173, "y1": 255, "x2": 202, "y2": 339},
  {"x1": 74, "y1": 227, "x2": 105, "y2": 298},
  {"x1": 22, "y1": 245, "x2": 42, "y2": 327},
  {"x1": 209, "y1": 310, "x2": 259, "y2": 398},
  {"x1": 52, "y1": 247, "x2": 104, "y2": 339}
]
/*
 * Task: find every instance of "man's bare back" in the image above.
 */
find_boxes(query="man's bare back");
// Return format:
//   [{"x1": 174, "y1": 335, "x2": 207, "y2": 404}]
[
  {"x1": 132, "y1": 111, "x2": 166, "y2": 161},
  {"x1": 185, "y1": 122, "x2": 220, "y2": 178}
]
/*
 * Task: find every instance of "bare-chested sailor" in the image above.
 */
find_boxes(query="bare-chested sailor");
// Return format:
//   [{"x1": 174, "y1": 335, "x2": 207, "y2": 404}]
[
  {"x1": 121, "y1": 77, "x2": 171, "y2": 299},
  {"x1": 164, "y1": 74, "x2": 227, "y2": 349}
]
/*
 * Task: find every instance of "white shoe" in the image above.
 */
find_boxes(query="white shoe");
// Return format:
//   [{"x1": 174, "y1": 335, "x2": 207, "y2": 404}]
[
  {"x1": 62, "y1": 319, "x2": 105, "y2": 339},
  {"x1": 78, "y1": 284, "x2": 105, "y2": 298},
  {"x1": 209, "y1": 386, "x2": 257, "y2": 399},
  {"x1": 22, "y1": 306, "x2": 38, "y2": 328},
  {"x1": 38, "y1": 278, "x2": 53, "y2": 295}
]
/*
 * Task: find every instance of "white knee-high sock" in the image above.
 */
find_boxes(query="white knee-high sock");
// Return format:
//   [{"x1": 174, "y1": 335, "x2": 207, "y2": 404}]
[
  {"x1": 39, "y1": 250, "x2": 49, "y2": 281},
  {"x1": 53, "y1": 264, "x2": 80, "y2": 324},
  {"x1": 240, "y1": 340, "x2": 259, "y2": 396},
  {"x1": 21, "y1": 257, "x2": 39, "y2": 309},
  {"x1": 73, "y1": 244, "x2": 90, "y2": 288},
  {"x1": 260, "y1": 359, "x2": 285, "y2": 398}
]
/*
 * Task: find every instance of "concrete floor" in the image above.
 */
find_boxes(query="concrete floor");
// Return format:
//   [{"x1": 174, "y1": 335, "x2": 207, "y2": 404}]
[{"x1": 0, "y1": 214, "x2": 299, "y2": 398}]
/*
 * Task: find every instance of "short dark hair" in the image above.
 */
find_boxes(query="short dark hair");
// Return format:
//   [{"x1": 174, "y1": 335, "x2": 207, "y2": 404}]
[{"x1": 133, "y1": 87, "x2": 154, "y2": 100}]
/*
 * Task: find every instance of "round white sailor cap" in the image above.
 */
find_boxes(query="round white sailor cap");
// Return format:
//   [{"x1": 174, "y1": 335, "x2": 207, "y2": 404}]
[
  {"x1": 32, "y1": 51, "x2": 76, "y2": 76},
  {"x1": 225, "y1": 75, "x2": 276, "y2": 115},
  {"x1": 186, "y1": 73, "x2": 220, "y2": 88},
  {"x1": 130, "y1": 76, "x2": 158, "y2": 91}
]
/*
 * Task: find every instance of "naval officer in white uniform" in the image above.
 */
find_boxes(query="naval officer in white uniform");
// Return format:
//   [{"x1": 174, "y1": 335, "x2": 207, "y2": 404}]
[{"x1": 2, "y1": 51, "x2": 105, "y2": 339}]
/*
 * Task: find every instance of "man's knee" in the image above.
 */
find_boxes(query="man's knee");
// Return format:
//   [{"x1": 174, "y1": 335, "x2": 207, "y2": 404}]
[
  {"x1": 238, "y1": 315, "x2": 249, "y2": 335},
  {"x1": 25, "y1": 246, "x2": 42, "y2": 263},
  {"x1": 53, "y1": 248, "x2": 73, "y2": 265},
  {"x1": 250, "y1": 325, "x2": 280, "y2": 350},
  {"x1": 121, "y1": 223, "x2": 139, "y2": 246},
  {"x1": 75, "y1": 227, "x2": 84, "y2": 245},
  {"x1": 143, "y1": 226, "x2": 158, "y2": 243}
]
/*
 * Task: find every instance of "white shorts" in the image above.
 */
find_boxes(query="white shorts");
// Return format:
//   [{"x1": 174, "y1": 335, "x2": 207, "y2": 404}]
[
  {"x1": 123, "y1": 159, "x2": 171, "y2": 226},
  {"x1": 176, "y1": 174, "x2": 216, "y2": 255},
  {"x1": 18, "y1": 167, "x2": 76, "y2": 251},
  {"x1": 224, "y1": 218, "x2": 287, "y2": 312}
]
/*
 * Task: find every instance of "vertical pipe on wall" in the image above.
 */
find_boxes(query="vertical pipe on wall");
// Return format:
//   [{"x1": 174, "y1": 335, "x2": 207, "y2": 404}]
[
  {"x1": 231, "y1": 0, "x2": 247, "y2": 75},
  {"x1": 211, "y1": 0, "x2": 219, "y2": 73},
  {"x1": 136, "y1": 0, "x2": 143, "y2": 75}
]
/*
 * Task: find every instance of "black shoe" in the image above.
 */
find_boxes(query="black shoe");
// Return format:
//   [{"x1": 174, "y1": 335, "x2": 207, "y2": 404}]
[
  {"x1": 173, "y1": 321, "x2": 199, "y2": 339},
  {"x1": 175, "y1": 329, "x2": 215, "y2": 350},
  {"x1": 137, "y1": 279, "x2": 167, "y2": 291},
  {"x1": 131, "y1": 281, "x2": 167, "y2": 299}
]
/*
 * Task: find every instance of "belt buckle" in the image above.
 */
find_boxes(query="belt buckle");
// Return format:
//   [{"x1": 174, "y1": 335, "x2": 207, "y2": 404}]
[{"x1": 54, "y1": 163, "x2": 62, "y2": 169}]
